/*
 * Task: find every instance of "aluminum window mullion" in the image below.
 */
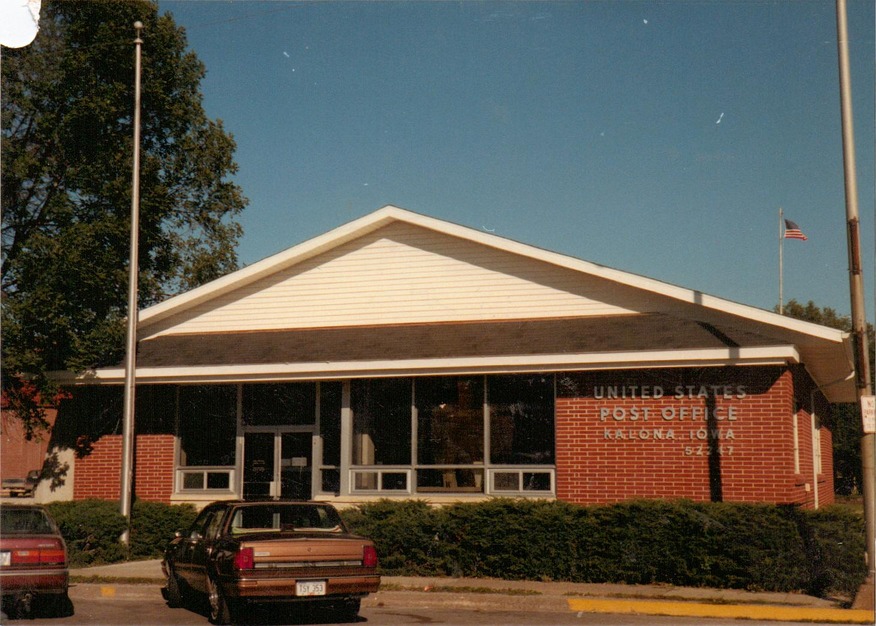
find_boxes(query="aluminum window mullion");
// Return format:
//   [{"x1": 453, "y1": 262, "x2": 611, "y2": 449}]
[
  {"x1": 483, "y1": 375, "x2": 490, "y2": 494},
  {"x1": 339, "y1": 381, "x2": 352, "y2": 496},
  {"x1": 411, "y1": 379, "x2": 418, "y2": 481}
]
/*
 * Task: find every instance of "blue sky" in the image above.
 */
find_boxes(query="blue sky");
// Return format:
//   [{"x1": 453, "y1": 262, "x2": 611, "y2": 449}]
[{"x1": 160, "y1": 0, "x2": 874, "y2": 318}]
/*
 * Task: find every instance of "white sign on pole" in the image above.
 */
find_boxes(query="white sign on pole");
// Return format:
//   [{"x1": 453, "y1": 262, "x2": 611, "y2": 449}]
[{"x1": 862, "y1": 396, "x2": 876, "y2": 434}]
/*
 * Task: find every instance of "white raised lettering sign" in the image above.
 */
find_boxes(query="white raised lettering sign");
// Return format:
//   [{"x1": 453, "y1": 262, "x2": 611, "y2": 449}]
[
  {"x1": 862, "y1": 396, "x2": 876, "y2": 434},
  {"x1": 594, "y1": 382, "x2": 746, "y2": 456}
]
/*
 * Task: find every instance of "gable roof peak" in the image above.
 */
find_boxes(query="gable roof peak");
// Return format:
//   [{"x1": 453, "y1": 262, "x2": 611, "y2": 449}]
[{"x1": 138, "y1": 205, "x2": 848, "y2": 348}]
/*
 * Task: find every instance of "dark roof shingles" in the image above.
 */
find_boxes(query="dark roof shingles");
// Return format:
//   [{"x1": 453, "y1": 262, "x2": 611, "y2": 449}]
[{"x1": 136, "y1": 315, "x2": 777, "y2": 368}]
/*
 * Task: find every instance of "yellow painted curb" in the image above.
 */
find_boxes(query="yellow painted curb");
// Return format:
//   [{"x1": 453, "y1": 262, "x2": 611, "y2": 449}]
[{"x1": 568, "y1": 598, "x2": 875, "y2": 624}]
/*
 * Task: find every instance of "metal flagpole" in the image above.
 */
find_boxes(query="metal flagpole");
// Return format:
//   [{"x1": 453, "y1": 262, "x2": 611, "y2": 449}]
[
  {"x1": 120, "y1": 20, "x2": 144, "y2": 547},
  {"x1": 779, "y1": 208, "x2": 784, "y2": 314},
  {"x1": 835, "y1": 0, "x2": 875, "y2": 595}
]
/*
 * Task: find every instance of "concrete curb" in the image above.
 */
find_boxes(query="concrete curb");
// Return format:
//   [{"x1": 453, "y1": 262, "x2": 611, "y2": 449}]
[{"x1": 567, "y1": 597, "x2": 874, "y2": 624}]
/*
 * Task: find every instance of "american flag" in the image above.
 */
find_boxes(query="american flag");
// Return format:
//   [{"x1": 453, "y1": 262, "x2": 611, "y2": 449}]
[{"x1": 784, "y1": 220, "x2": 808, "y2": 241}]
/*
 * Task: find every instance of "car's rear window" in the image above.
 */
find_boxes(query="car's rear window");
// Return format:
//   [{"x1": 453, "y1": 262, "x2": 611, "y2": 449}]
[
  {"x1": 230, "y1": 505, "x2": 344, "y2": 534},
  {"x1": 0, "y1": 508, "x2": 58, "y2": 535}
]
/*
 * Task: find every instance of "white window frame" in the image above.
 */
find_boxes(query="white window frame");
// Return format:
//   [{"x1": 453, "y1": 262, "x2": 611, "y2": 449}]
[
  {"x1": 350, "y1": 468, "x2": 413, "y2": 494},
  {"x1": 176, "y1": 467, "x2": 236, "y2": 493},
  {"x1": 487, "y1": 468, "x2": 555, "y2": 495}
]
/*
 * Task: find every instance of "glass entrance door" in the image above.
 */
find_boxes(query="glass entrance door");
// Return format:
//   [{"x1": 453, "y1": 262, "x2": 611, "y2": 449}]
[
  {"x1": 243, "y1": 433, "x2": 274, "y2": 498},
  {"x1": 280, "y1": 433, "x2": 312, "y2": 501},
  {"x1": 243, "y1": 431, "x2": 313, "y2": 500}
]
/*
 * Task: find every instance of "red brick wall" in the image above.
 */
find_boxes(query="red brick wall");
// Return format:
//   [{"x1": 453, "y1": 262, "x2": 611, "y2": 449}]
[
  {"x1": 791, "y1": 367, "x2": 835, "y2": 506},
  {"x1": 556, "y1": 366, "x2": 833, "y2": 508},
  {"x1": 0, "y1": 409, "x2": 56, "y2": 483},
  {"x1": 74, "y1": 434, "x2": 175, "y2": 502}
]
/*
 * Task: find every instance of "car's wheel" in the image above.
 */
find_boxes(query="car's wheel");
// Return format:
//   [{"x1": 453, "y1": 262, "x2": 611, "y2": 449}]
[
  {"x1": 164, "y1": 568, "x2": 184, "y2": 608},
  {"x1": 333, "y1": 598, "x2": 361, "y2": 622},
  {"x1": 47, "y1": 592, "x2": 74, "y2": 618},
  {"x1": 206, "y1": 574, "x2": 233, "y2": 625}
]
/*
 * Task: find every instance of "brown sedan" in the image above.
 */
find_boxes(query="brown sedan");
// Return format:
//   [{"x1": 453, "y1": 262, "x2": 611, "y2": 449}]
[{"x1": 162, "y1": 500, "x2": 380, "y2": 624}]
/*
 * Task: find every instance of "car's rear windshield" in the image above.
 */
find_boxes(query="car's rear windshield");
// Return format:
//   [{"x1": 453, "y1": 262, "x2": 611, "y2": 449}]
[
  {"x1": 230, "y1": 505, "x2": 345, "y2": 534},
  {"x1": 0, "y1": 508, "x2": 58, "y2": 535}
]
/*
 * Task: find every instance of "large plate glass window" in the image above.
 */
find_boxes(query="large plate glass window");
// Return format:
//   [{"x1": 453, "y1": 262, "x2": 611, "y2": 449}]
[
  {"x1": 242, "y1": 383, "x2": 316, "y2": 426},
  {"x1": 318, "y1": 382, "x2": 342, "y2": 494},
  {"x1": 177, "y1": 385, "x2": 237, "y2": 491},
  {"x1": 416, "y1": 376, "x2": 484, "y2": 492},
  {"x1": 351, "y1": 378, "x2": 412, "y2": 491},
  {"x1": 488, "y1": 374, "x2": 554, "y2": 465}
]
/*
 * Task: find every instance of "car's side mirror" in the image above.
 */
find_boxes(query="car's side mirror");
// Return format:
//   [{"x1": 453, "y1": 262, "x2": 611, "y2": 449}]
[{"x1": 189, "y1": 530, "x2": 203, "y2": 541}]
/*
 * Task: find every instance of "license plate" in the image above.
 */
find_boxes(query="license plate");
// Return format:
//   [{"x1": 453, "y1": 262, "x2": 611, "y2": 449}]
[
  {"x1": 0, "y1": 552, "x2": 10, "y2": 567},
  {"x1": 296, "y1": 580, "x2": 326, "y2": 597}
]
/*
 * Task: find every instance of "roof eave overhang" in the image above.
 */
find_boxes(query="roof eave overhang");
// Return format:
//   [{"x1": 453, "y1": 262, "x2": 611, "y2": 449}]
[{"x1": 57, "y1": 345, "x2": 800, "y2": 386}]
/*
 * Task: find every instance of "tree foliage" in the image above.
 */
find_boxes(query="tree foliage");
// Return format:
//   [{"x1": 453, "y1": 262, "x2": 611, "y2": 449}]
[
  {"x1": 779, "y1": 299, "x2": 874, "y2": 495},
  {"x1": 1, "y1": 0, "x2": 246, "y2": 435}
]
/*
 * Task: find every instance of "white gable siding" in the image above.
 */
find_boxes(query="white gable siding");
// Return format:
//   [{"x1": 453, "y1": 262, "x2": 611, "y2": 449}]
[{"x1": 143, "y1": 223, "x2": 645, "y2": 338}]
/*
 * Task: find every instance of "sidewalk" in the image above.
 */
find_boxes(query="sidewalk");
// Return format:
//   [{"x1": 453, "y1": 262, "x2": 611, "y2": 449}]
[{"x1": 70, "y1": 560, "x2": 875, "y2": 624}]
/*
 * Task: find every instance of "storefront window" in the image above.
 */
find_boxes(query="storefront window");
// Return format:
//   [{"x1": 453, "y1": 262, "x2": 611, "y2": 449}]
[
  {"x1": 136, "y1": 385, "x2": 176, "y2": 434},
  {"x1": 489, "y1": 375, "x2": 555, "y2": 464},
  {"x1": 319, "y1": 382, "x2": 342, "y2": 493},
  {"x1": 352, "y1": 378, "x2": 412, "y2": 465},
  {"x1": 242, "y1": 383, "x2": 316, "y2": 426},
  {"x1": 178, "y1": 385, "x2": 236, "y2": 467},
  {"x1": 416, "y1": 376, "x2": 484, "y2": 492},
  {"x1": 348, "y1": 375, "x2": 553, "y2": 494}
]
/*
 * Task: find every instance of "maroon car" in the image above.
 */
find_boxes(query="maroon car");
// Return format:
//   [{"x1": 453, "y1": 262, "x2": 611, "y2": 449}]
[
  {"x1": 163, "y1": 500, "x2": 380, "y2": 624},
  {"x1": 0, "y1": 505, "x2": 71, "y2": 619}
]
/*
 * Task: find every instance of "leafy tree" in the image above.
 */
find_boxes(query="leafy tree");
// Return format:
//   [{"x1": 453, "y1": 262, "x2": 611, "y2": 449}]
[
  {"x1": 2, "y1": 0, "x2": 246, "y2": 438},
  {"x1": 779, "y1": 299, "x2": 874, "y2": 495}
]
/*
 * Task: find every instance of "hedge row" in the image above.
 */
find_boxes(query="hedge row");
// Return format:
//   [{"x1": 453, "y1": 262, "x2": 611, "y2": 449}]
[
  {"x1": 46, "y1": 499, "x2": 197, "y2": 566},
  {"x1": 45, "y1": 498, "x2": 864, "y2": 599},
  {"x1": 340, "y1": 499, "x2": 866, "y2": 599}
]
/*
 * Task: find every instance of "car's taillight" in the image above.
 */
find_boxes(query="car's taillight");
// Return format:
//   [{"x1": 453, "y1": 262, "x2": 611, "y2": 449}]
[
  {"x1": 11, "y1": 550, "x2": 40, "y2": 565},
  {"x1": 10, "y1": 542, "x2": 66, "y2": 566},
  {"x1": 40, "y1": 547, "x2": 66, "y2": 566},
  {"x1": 363, "y1": 545, "x2": 378, "y2": 568},
  {"x1": 234, "y1": 547, "x2": 254, "y2": 571}
]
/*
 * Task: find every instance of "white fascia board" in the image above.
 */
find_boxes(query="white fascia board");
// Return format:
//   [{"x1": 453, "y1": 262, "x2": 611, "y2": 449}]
[{"x1": 64, "y1": 346, "x2": 799, "y2": 385}]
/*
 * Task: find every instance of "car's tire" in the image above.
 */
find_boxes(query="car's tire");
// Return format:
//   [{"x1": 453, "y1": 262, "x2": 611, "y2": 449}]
[
  {"x1": 48, "y1": 592, "x2": 74, "y2": 618},
  {"x1": 164, "y1": 568, "x2": 184, "y2": 608},
  {"x1": 206, "y1": 574, "x2": 233, "y2": 625},
  {"x1": 334, "y1": 598, "x2": 361, "y2": 622}
]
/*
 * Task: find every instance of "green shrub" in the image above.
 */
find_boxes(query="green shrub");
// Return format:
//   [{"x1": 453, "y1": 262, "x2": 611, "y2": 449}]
[
  {"x1": 46, "y1": 500, "x2": 127, "y2": 566},
  {"x1": 47, "y1": 496, "x2": 865, "y2": 598},
  {"x1": 799, "y1": 505, "x2": 867, "y2": 598},
  {"x1": 341, "y1": 498, "x2": 865, "y2": 599},
  {"x1": 437, "y1": 499, "x2": 583, "y2": 580},
  {"x1": 129, "y1": 500, "x2": 198, "y2": 560},
  {"x1": 46, "y1": 499, "x2": 197, "y2": 566},
  {"x1": 342, "y1": 500, "x2": 443, "y2": 574}
]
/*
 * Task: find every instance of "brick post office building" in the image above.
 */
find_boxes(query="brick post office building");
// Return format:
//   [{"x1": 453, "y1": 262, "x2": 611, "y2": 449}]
[{"x1": 33, "y1": 206, "x2": 855, "y2": 509}]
